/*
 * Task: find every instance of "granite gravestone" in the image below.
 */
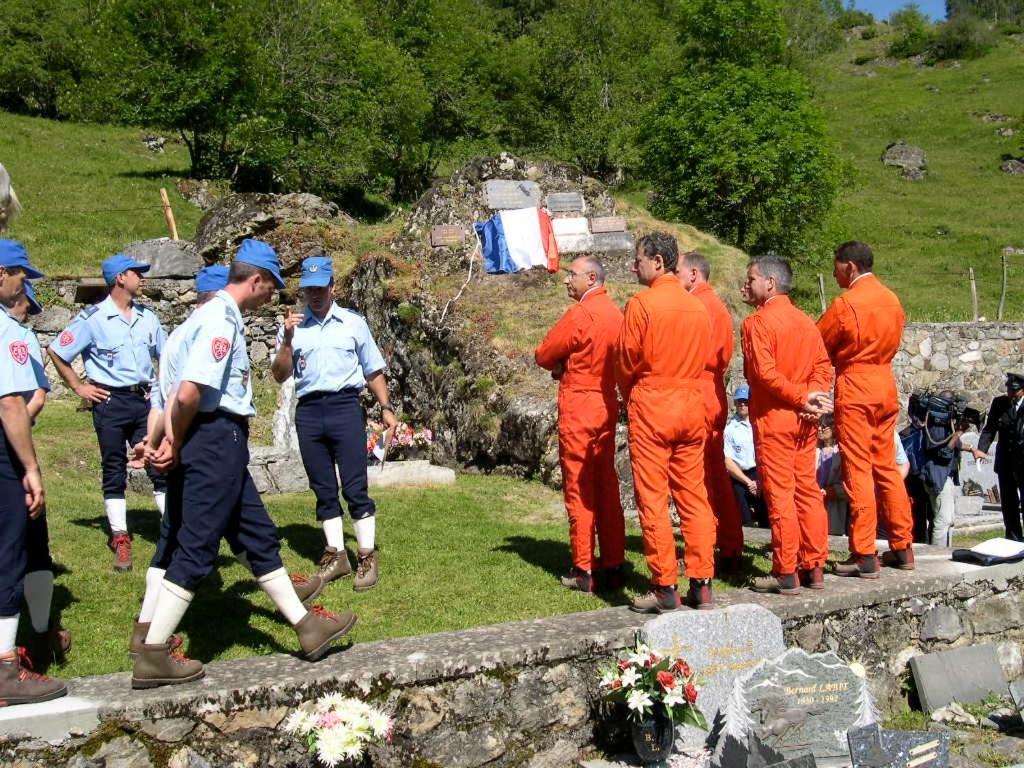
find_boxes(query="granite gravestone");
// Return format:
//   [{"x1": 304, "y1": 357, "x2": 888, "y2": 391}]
[
  {"x1": 641, "y1": 604, "x2": 785, "y2": 747},
  {"x1": 546, "y1": 191, "x2": 585, "y2": 213},
  {"x1": 590, "y1": 231, "x2": 635, "y2": 253},
  {"x1": 717, "y1": 649, "x2": 876, "y2": 763},
  {"x1": 848, "y1": 723, "x2": 950, "y2": 768},
  {"x1": 483, "y1": 179, "x2": 542, "y2": 209},
  {"x1": 909, "y1": 643, "x2": 1007, "y2": 713}
]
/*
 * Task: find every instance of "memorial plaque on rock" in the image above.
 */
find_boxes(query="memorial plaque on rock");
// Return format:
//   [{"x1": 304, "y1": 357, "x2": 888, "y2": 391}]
[
  {"x1": 641, "y1": 604, "x2": 784, "y2": 747},
  {"x1": 909, "y1": 643, "x2": 1007, "y2": 713},
  {"x1": 483, "y1": 179, "x2": 542, "y2": 209},
  {"x1": 848, "y1": 723, "x2": 950, "y2": 768},
  {"x1": 590, "y1": 231, "x2": 635, "y2": 253},
  {"x1": 718, "y1": 649, "x2": 876, "y2": 763},
  {"x1": 546, "y1": 191, "x2": 585, "y2": 213},
  {"x1": 551, "y1": 217, "x2": 589, "y2": 237},
  {"x1": 590, "y1": 216, "x2": 627, "y2": 233},
  {"x1": 430, "y1": 225, "x2": 466, "y2": 247}
]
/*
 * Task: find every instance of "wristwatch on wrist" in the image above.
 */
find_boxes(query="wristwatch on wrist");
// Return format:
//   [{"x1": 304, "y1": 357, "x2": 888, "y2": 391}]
[{"x1": 381, "y1": 403, "x2": 395, "y2": 413}]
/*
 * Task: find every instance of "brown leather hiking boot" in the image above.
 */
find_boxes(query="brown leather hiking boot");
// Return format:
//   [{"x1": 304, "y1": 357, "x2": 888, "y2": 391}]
[
  {"x1": 25, "y1": 625, "x2": 71, "y2": 669},
  {"x1": 750, "y1": 573, "x2": 801, "y2": 595},
  {"x1": 353, "y1": 549, "x2": 378, "y2": 592},
  {"x1": 559, "y1": 567, "x2": 594, "y2": 593},
  {"x1": 833, "y1": 554, "x2": 880, "y2": 579},
  {"x1": 685, "y1": 579, "x2": 715, "y2": 610},
  {"x1": 799, "y1": 566, "x2": 825, "y2": 590},
  {"x1": 128, "y1": 622, "x2": 183, "y2": 659},
  {"x1": 317, "y1": 547, "x2": 352, "y2": 584},
  {"x1": 109, "y1": 531, "x2": 133, "y2": 573},
  {"x1": 0, "y1": 649, "x2": 67, "y2": 706},
  {"x1": 291, "y1": 573, "x2": 325, "y2": 605},
  {"x1": 630, "y1": 585, "x2": 682, "y2": 614},
  {"x1": 295, "y1": 605, "x2": 358, "y2": 661},
  {"x1": 131, "y1": 642, "x2": 204, "y2": 689},
  {"x1": 880, "y1": 547, "x2": 915, "y2": 570}
]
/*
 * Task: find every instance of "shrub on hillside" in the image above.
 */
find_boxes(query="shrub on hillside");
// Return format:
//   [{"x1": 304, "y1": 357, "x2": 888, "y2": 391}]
[
  {"x1": 888, "y1": 4, "x2": 935, "y2": 58},
  {"x1": 861, "y1": 25, "x2": 878, "y2": 39},
  {"x1": 930, "y1": 14, "x2": 997, "y2": 60},
  {"x1": 837, "y1": 8, "x2": 875, "y2": 28},
  {"x1": 996, "y1": 19, "x2": 1024, "y2": 34}
]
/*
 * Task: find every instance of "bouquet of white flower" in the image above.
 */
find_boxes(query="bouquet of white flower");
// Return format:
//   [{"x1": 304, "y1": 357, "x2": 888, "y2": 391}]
[
  {"x1": 599, "y1": 641, "x2": 707, "y2": 729},
  {"x1": 283, "y1": 693, "x2": 393, "y2": 767}
]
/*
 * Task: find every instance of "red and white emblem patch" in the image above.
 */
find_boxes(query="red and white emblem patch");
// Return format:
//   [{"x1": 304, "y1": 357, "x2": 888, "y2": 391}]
[
  {"x1": 9, "y1": 341, "x2": 29, "y2": 366},
  {"x1": 59, "y1": 330, "x2": 74, "y2": 346},
  {"x1": 211, "y1": 337, "x2": 230, "y2": 362}
]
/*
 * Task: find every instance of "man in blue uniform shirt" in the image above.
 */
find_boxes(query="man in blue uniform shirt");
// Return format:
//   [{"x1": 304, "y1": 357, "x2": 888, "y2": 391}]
[
  {"x1": 0, "y1": 239, "x2": 67, "y2": 705},
  {"x1": 271, "y1": 256, "x2": 395, "y2": 592},
  {"x1": 47, "y1": 253, "x2": 168, "y2": 572},
  {"x1": 132, "y1": 240, "x2": 356, "y2": 689}
]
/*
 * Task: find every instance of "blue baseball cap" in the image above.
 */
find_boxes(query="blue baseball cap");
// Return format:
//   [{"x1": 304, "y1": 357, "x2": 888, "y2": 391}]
[
  {"x1": 299, "y1": 256, "x2": 333, "y2": 288},
  {"x1": 195, "y1": 265, "x2": 229, "y2": 293},
  {"x1": 734, "y1": 385, "x2": 750, "y2": 401},
  {"x1": 0, "y1": 239, "x2": 44, "y2": 279},
  {"x1": 102, "y1": 253, "x2": 150, "y2": 285},
  {"x1": 23, "y1": 280, "x2": 42, "y2": 316},
  {"x1": 234, "y1": 239, "x2": 285, "y2": 289}
]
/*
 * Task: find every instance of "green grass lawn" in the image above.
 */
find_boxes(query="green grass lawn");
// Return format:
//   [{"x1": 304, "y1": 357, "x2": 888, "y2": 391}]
[
  {"x1": 810, "y1": 31, "x2": 1024, "y2": 321},
  {"x1": 0, "y1": 112, "x2": 202, "y2": 276},
  {"x1": 30, "y1": 398, "x2": 774, "y2": 679}
]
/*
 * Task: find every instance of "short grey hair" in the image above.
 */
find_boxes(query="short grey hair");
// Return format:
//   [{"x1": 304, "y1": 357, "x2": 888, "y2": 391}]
[
  {"x1": 579, "y1": 256, "x2": 606, "y2": 284},
  {"x1": 749, "y1": 254, "x2": 793, "y2": 294},
  {"x1": 681, "y1": 251, "x2": 710, "y2": 280}
]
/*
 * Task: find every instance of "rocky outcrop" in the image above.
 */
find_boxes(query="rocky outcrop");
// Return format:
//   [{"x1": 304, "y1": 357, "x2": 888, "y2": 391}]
[{"x1": 882, "y1": 141, "x2": 927, "y2": 180}]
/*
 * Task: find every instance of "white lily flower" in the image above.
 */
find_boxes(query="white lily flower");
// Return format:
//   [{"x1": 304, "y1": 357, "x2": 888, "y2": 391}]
[
  {"x1": 626, "y1": 688, "x2": 653, "y2": 713},
  {"x1": 619, "y1": 667, "x2": 641, "y2": 688}
]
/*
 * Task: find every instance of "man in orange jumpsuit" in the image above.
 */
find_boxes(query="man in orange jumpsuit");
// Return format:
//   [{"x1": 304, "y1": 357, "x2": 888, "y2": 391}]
[
  {"x1": 617, "y1": 232, "x2": 715, "y2": 612},
  {"x1": 535, "y1": 256, "x2": 625, "y2": 593},
  {"x1": 818, "y1": 241, "x2": 915, "y2": 577},
  {"x1": 742, "y1": 255, "x2": 833, "y2": 595},
  {"x1": 678, "y1": 251, "x2": 743, "y2": 571}
]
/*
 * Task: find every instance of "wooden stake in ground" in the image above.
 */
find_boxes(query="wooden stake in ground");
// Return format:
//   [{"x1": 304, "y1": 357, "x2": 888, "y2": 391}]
[
  {"x1": 969, "y1": 266, "x2": 978, "y2": 321},
  {"x1": 159, "y1": 187, "x2": 178, "y2": 241},
  {"x1": 817, "y1": 273, "x2": 827, "y2": 314},
  {"x1": 999, "y1": 251, "x2": 1009, "y2": 321}
]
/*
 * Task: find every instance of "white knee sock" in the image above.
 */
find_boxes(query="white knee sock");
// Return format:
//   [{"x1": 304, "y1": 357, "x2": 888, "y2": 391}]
[
  {"x1": 23, "y1": 571, "x2": 54, "y2": 633},
  {"x1": 105, "y1": 498, "x2": 128, "y2": 533},
  {"x1": 0, "y1": 615, "x2": 18, "y2": 655},
  {"x1": 257, "y1": 568, "x2": 307, "y2": 625},
  {"x1": 138, "y1": 567, "x2": 166, "y2": 624},
  {"x1": 322, "y1": 517, "x2": 344, "y2": 549},
  {"x1": 153, "y1": 492, "x2": 166, "y2": 518},
  {"x1": 353, "y1": 515, "x2": 376, "y2": 551},
  {"x1": 144, "y1": 581, "x2": 193, "y2": 645}
]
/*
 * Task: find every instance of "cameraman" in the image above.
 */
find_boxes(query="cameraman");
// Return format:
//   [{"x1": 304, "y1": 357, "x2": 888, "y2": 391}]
[
  {"x1": 973, "y1": 372, "x2": 1024, "y2": 541},
  {"x1": 917, "y1": 390, "x2": 970, "y2": 547}
]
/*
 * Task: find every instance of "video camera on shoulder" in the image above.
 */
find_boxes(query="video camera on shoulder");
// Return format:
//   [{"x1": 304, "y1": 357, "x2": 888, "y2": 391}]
[{"x1": 908, "y1": 390, "x2": 983, "y2": 431}]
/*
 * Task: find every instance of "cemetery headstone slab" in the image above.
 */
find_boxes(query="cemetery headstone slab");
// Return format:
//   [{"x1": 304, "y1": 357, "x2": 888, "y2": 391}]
[
  {"x1": 551, "y1": 217, "x2": 589, "y2": 237},
  {"x1": 909, "y1": 643, "x2": 1007, "y2": 713},
  {"x1": 590, "y1": 231, "x2": 636, "y2": 253},
  {"x1": 717, "y1": 649, "x2": 876, "y2": 763},
  {"x1": 641, "y1": 604, "x2": 785, "y2": 747},
  {"x1": 483, "y1": 179, "x2": 542, "y2": 209},
  {"x1": 590, "y1": 216, "x2": 627, "y2": 233},
  {"x1": 848, "y1": 723, "x2": 950, "y2": 768},
  {"x1": 546, "y1": 191, "x2": 586, "y2": 213},
  {"x1": 430, "y1": 225, "x2": 466, "y2": 248}
]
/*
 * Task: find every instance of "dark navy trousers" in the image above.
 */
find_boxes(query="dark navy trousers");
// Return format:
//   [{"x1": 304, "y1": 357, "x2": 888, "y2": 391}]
[
  {"x1": 0, "y1": 436, "x2": 27, "y2": 615},
  {"x1": 163, "y1": 413, "x2": 282, "y2": 591},
  {"x1": 91, "y1": 388, "x2": 167, "y2": 498},
  {"x1": 295, "y1": 389, "x2": 375, "y2": 522}
]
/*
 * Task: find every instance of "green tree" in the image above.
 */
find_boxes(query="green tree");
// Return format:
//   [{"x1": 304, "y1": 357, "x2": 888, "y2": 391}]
[
  {"x1": 640, "y1": 63, "x2": 842, "y2": 254},
  {"x1": 888, "y1": 3, "x2": 935, "y2": 58},
  {"x1": 780, "y1": 0, "x2": 844, "y2": 66},
  {"x1": 677, "y1": 0, "x2": 787, "y2": 67}
]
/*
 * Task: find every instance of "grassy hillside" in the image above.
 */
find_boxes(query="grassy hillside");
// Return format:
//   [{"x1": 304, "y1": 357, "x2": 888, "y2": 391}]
[
  {"x1": 811, "y1": 28, "x2": 1024, "y2": 320},
  {"x1": 0, "y1": 112, "x2": 202, "y2": 276}
]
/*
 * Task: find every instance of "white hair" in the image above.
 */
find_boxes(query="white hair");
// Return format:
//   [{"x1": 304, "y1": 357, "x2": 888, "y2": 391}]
[{"x1": 0, "y1": 164, "x2": 22, "y2": 233}]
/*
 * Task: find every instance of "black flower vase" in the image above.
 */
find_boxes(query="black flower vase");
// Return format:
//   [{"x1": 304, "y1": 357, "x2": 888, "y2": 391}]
[{"x1": 630, "y1": 707, "x2": 674, "y2": 763}]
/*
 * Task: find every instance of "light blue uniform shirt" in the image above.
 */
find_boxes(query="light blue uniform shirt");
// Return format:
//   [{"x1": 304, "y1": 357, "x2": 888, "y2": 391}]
[
  {"x1": 180, "y1": 291, "x2": 254, "y2": 417},
  {"x1": 724, "y1": 414, "x2": 757, "y2": 470},
  {"x1": 51, "y1": 295, "x2": 166, "y2": 387},
  {"x1": 152, "y1": 312, "x2": 201, "y2": 412},
  {"x1": 0, "y1": 310, "x2": 39, "y2": 401},
  {"x1": 2, "y1": 308, "x2": 49, "y2": 396},
  {"x1": 276, "y1": 303, "x2": 385, "y2": 399}
]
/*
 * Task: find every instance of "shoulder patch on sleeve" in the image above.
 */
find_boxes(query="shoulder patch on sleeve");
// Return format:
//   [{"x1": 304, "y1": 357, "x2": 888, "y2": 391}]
[
  {"x1": 58, "y1": 330, "x2": 75, "y2": 347},
  {"x1": 211, "y1": 337, "x2": 231, "y2": 362},
  {"x1": 9, "y1": 341, "x2": 29, "y2": 365}
]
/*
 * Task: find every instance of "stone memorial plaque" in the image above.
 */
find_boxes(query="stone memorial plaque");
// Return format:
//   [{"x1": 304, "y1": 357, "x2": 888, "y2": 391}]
[
  {"x1": 546, "y1": 191, "x2": 585, "y2": 213},
  {"x1": 551, "y1": 217, "x2": 589, "y2": 237},
  {"x1": 553, "y1": 233, "x2": 593, "y2": 253},
  {"x1": 590, "y1": 216, "x2": 627, "y2": 233},
  {"x1": 430, "y1": 225, "x2": 465, "y2": 247},
  {"x1": 718, "y1": 649, "x2": 875, "y2": 762},
  {"x1": 590, "y1": 231, "x2": 635, "y2": 253},
  {"x1": 483, "y1": 179, "x2": 541, "y2": 209},
  {"x1": 767, "y1": 756, "x2": 817, "y2": 768},
  {"x1": 909, "y1": 643, "x2": 1006, "y2": 713},
  {"x1": 848, "y1": 723, "x2": 950, "y2": 768},
  {"x1": 642, "y1": 604, "x2": 784, "y2": 747}
]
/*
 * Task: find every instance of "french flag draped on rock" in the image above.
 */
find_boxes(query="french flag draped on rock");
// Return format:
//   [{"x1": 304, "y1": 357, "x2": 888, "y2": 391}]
[{"x1": 475, "y1": 207, "x2": 559, "y2": 274}]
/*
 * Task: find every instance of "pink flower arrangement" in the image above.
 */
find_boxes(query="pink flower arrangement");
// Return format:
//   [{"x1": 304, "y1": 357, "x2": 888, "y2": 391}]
[
  {"x1": 599, "y1": 641, "x2": 706, "y2": 728},
  {"x1": 284, "y1": 693, "x2": 392, "y2": 767},
  {"x1": 365, "y1": 420, "x2": 434, "y2": 458}
]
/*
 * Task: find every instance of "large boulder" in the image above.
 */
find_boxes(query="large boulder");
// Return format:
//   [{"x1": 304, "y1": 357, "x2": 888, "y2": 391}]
[
  {"x1": 882, "y1": 141, "x2": 927, "y2": 180},
  {"x1": 1001, "y1": 157, "x2": 1024, "y2": 176},
  {"x1": 123, "y1": 238, "x2": 203, "y2": 278}
]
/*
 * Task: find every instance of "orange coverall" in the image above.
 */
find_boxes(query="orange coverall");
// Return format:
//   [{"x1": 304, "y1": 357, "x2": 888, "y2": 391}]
[
  {"x1": 817, "y1": 273, "x2": 913, "y2": 556},
  {"x1": 616, "y1": 274, "x2": 714, "y2": 585},
  {"x1": 691, "y1": 282, "x2": 742, "y2": 558},
  {"x1": 535, "y1": 286, "x2": 625, "y2": 573},
  {"x1": 741, "y1": 295, "x2": 832, "y2": 576}
]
